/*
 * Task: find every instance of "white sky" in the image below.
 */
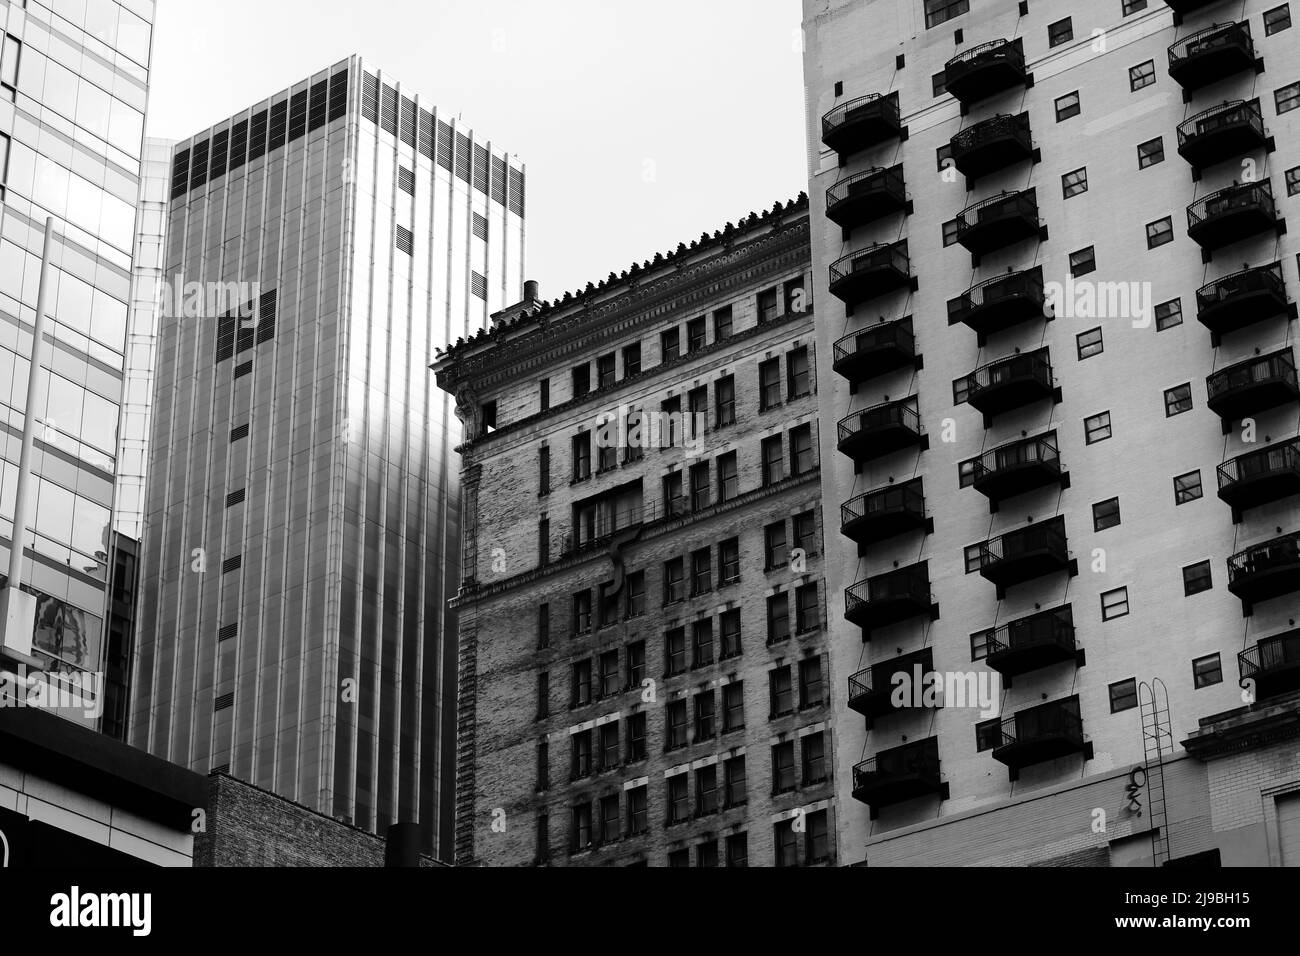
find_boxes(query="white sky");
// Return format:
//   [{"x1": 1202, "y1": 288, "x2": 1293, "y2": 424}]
[{"x1": 146, "y1": 0, "x2": 809, "y2": 299}]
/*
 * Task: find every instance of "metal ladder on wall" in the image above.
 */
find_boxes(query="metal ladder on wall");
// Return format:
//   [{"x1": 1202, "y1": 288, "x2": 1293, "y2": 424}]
[{"x1": 1138, "y1": 679, "x2": 1173, "y2": 867}]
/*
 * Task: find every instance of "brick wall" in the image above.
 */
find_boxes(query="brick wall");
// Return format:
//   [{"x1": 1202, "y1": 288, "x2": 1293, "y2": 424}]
[{"x1": 195, "y1": 774, "x2": 445, "y2": 867}]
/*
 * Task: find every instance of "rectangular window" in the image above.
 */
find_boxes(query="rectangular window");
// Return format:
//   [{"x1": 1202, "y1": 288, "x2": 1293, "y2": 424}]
[
  {"x1": 625, "y1": 571, "x2": 646, "y2": 619},
  {"x1": 665, "y1": 627, "x2": 687, "y2": 676},
  {"x1": 718, "y1": 538, "x2": 741, "y2": 586},
  {"x1": 1, "y1": 35, "x2": 21, "y2": 91},
  {"x1": 691, "y1": 546, "x2": 712, "y2": 598},
  {"x1": 1109, "y1": 679, "x2": 1138, "y2": 713},
  {"x1": 1174, "y1": 471, "x2": 1203, "y2": 505},
  {"x1": 665, "y1": 700, "x2": 688, "y2": 751},
  {"x1": 570, "y1": 803, "x2": 592, "y2": 852},
  {"x1": 769, "y1": 667, "x2": 794, "y2": 718},
  {"x1": 666, "y1": 774, "x2": 689, "y2": 825},
  {"x1": 720, "y1": 610, "x2": 742, "y2": 660},
  {"x1": 767, "y1": 593, "x2": 791, "y2": 646},
  {"x1": 695, "y1": 765, "x2": 719, "y2": 817},
  {"x1": 663, "y1": 471, "x2": 685, "y2": 516},
  {"x1": 1077, "y1": 327, "x2": 1104, "y2": 360},
  {"x1": 536, "y1": 814, "x2": 549, "y2": 862},
  {"x1": 663, "y1": 558, "x2": 685, "y2": 605},
  {"x1": 1085, "y1": 411, "x2": 1112, "y2": 444},
  {"x1": 1146, "y1": 216, "x2": 1174, "y2": 249},
  {"x1": 1164, "y1": 383, "x2": 1193, "y2": 417},
  {"x1": 1155, "y1": 298, "x2": 1182, "y2": 331},
  {"x1": 597, "y1": 440, "x2": 617, "y2": 474},
  {"x1": 626, "y1": 641, "x2": 647, "y2": 690},
  {"x1": 764, "y1": 521, "x2": 789, "y2": 571},
  {"x1": 1093, "y1": 497, "x2": 1121, "y2": 532},
  {"x1": 627, "y1": 712, "x2": 648, "y2": 763},
  {"x1": 1101, "y1": 586, "x2": 1130, "y2": 621},
  {"x1": 1070, "y1": 246, "x2": 1096, "y2": 277},
  {"x1": 757, "y1": 288, "x2": 779, "y2": 324},
  {"x1": 537, "y1": 671, "x2": 549, "y2": 719},
  {"x1": 759, "y1": 359, "x2": 782, "y2": 411},
  {"x1": 692, "y1": 618, "x2": 714, "y2": 667},
  {"x1": 598, "y1": 793, "x2": 619, "y2": 844},
  {"x1": 787, "y1": 347, "x2": 811, "y2": 398},
  {"x1": 802, "y1": 733, "x2": 827, "y2": 785},
  {"x1": 1276, "y1": 82, "x2": 1300, "y2": 114},
  {"x1": 687, "y1": 386, "x2": 708, "y2": 440},
  {"x1": 932, "y1": 70, "x2": 948, "y2": 97},
  {"x1": 626, "y1": 785, "x2": 648, "y2": 834},
  {"x1": 726, "y1": 833, "x2": 748, "y2": 867},
  {"x1": 796, "y1": 583, "x2": 819, "y2": 635},
  {"x1": 1193, "y1": 653, "x2": 1223, "y2": 688},
  {"x1": 716, "y1": 451, "x2": 739, "y2": 503},
  {"x1": 598, "y1": 650, "x2": 620, "y2": 698},
  {"x1": 538, "y1": 446, "x2": 550, "y2": 497},
  {"x1": 571, "y1": 432, "x2": 591, "y2": 481},
  {"x1": 1129, "y1": 60, "x2": 1156, "y2": 91},
  {"x1": 572, "y1": 364, "x2": 590, "y2": 398},
  {"x1": 539, "y1": 378, "x2": 550, "y2": 412},
  {"x1": 791, "y1": 424, "x2": 815, "y2": 476},
  {"x1": 761, "y1": 435, "x2": 785, "y2": 486},
  {"x1": 1055, "y1": 91, "x2": 1081, "y2": 122},
  {"x1": 687, "y1": 316, "x2": 707, "y2": 353},
  {"x1": 925, "y1": 0, "x2": 969, "y2": 28},
  {"x1": 1123, "y1": 0, "x2": 1148, "y2": 14},
  {"x1": 714, "y1": 375, "x2": 736, "y2": 428},
  {"x1": 772, "y1": 741, "x2": 796, "y2": 794},
  {"x1": 942, "y1": 217, "x2": 960, "y2": 246},
  {"x1": 1138, "y1": 136, "x2": 1165, "y2": 169},
  {"x1": 694, "y1": 690, "x2": 717, "y2": 742},
  {"x1": 538, "y1": 604, "x2": 550, "y2": 649},
  {"x1": 793, "y1": 510, "x2": 817, "y2": 556},
  {"x1": 570, "y1": 730, "x2": 593, "y2": 780},
  {"x1": 571, "y1": 658, "x2": 593, "y2": 707},
  {"x1": 724, "y1": 755, "x2": 747, "y2": 808},
  {"x1": 799, "y1": 657, "x2": 824, "y2": 709},
  {"x1": 689, "y1": 461, "x2": 710, "y2": 511},
  {"x1": 713, "y1": 305, "x2": 734, "y2": 341},
  {"x1": 1288, "y1": 167, "x2": 1300, "y2": 197},
  {"x1": 1062, "y1": 167, "x2": 1088, "y2": 199},
  {"x1": 596, "y1": 353, "x2": 616, "y2": 389},
  {"x1": 1183, "y1": 560, "x2": 1213, "y2": 596},
  {"x1": 722, "y1": 681, "x2": 745, "y2": 732},
  {"x1": 1265, "y1": 4, "x2": 1292, "y2": 35},
  {"x1": 622, "y1": 342, "x2": 641, "y2": 377},
  {"x1": 1048, "y1": 17, "x2": 1073, "y2": 47},
  {"x1": 661, "y1": 327, "x2": 680, "y2": 363},
  {"x1": 660, "y1": 396, "x2": 681, "y2": 448}
]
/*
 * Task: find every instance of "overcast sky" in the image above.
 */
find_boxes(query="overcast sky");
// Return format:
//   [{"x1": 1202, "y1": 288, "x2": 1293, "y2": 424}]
[{"x1": 146, "y1": 0, "x2": 808, "y2": 299}]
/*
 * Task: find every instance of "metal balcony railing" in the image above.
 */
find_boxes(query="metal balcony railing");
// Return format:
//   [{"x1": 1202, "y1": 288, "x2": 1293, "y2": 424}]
[
  {"x1": 841, "y1": 479, "x2": 925, "y2": 532},
  {"x1": 963, "y1": 433, "x2": 1061, "y2": 488},
  {"x1": 1187, "y1": 181, "x2": 1276, "y2": 232},
  {"x1": 993, "y1": 697, "x2": 1084, "y2": 750},
  {"x1": 1177, "y1": 99, "x2": 1265, "y2": 151},
  {"x1": 1207, "y1": 350, "x2": 1297, "y2": 404},
  {"x1": 832, "y1": 318, "x2": 914, "y2": 367},
  {"x1": 1167, "y1": 20, "x2": 1255, "y2": 75},
  {"x1": 837, "y1": 399, "x2": 920, "y2": 446},
  {"x1": 845, "y1": 564, "x2": 930, "y2": 619},
  {"x1": 1228, "y1": 531, "x2": 1300, "y2": 584},
  {"x1": 957, "y1": 348, "x2": 1053, "y2": 406},
  {"x1": 825, "y1": 165, "x2": 907, "y2": 223},
  {"x1": 1238, "y1": 629, "x2": 1300, "y2": 697},
  {"x1": 1196, "y1": 262, "x2": 1284, "y2": 316},
  {"x1": 821, "y1": 92, "x2": 902, "y2": 155},
  {"x1": 829, "y1": 241, "x2": 910, "y2": 290},
  {"x1": 955, "y1": 190, "x2": 1038, "y2": 234},
  {"x1": 1218, "y1": 438, "x2": 1300, "y2": 492},
  {"x1": 950, "y1": 112, "x2": 1032, "y2": 157}
]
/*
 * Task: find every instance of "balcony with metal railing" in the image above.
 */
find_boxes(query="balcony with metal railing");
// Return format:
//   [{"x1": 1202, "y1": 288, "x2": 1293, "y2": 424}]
[
  {"x1": 960, "y1": 432, "x2": 1068, "y2": 513},
  {"x1": 1227, "y1": 531, "x2": 1300, "y2": 614},
  {"x1": 846, "y1": 647, "x2": 934, "y2": 723},
  {"x1": 1239, "y1": 628, "x2": 1300, "y2": 702},
  {"x1": 1206, "y1": 348, "x2": 1299, "y2": 431},
  {"x1": 949, "y1": 112, "x2": 1037, "y2": 184},
  {"x1": 821, "y1": 92, "x2": 905, "y2": 163},
  {"x1": 944, "y1": 38, "x2": 1030, "y2": 109},
  {"x1": 837, "y1": 397, "x2": 927, "y2": 463},
  {"x1": 851, "y1": 737, "x2": 947, "y2": 817},
  {"x1": 947, "y1": 266, "x2": 1045, "y2": 345},
  {"x1": 844, "y1": 561, "x2": 937, "y2": 637},
  {"x1": 832, "y1": 316, "x2": 921, "y2": 386},
  {"x1": 826, "y1": 165, "x2": 911, "y2": 237},
  {"x1": 990, "y1": 696, "x2": 1091, "y2": 781},
  {"x1": 969, "y1": 515, "x2": 1075, "y2": 597},
  {"x1": 1195, "y1": 262, "x2": 1289, "y2": 343},
  {"x1": 979, "y1": 605, "x2": 1081, "y2": 685},
  {"x1": 828, "y1": 239, "x2": 915, "y2": 311},
  {"x1": 955, "y1": 347, "x2": 1058, "y2": 426},
  {"x1": 1186, "y1": 181, "x2": 1282, "y2": 257},
  {"x1": 951, "y1": 189, "x2": 1044, "y2": 265},
  {"x1": 1217, "y1": 437, "x2": 1300, "y2": 522},
  {"x1": 840, "y1": 477, "x2": 932, "y2": 548},
  {"x1": 1167, "y1": 21, "x2": 1261, "y2": 95},
  {"x1": 1177, "y1": 99, "x2": 1271, "y2": 176}
]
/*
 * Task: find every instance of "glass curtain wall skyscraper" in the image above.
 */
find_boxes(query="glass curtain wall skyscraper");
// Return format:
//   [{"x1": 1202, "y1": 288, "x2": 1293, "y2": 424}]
[
  {"x1": 0, "y1": 0, "x2": 154, "y2": 727},
  {"x1": 130, "y1": 56, "x2": 525, "y2": 858}
]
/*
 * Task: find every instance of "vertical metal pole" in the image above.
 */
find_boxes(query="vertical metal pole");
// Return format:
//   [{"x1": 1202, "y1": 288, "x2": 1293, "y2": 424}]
[{"x1": 6, "y1": 217, "x2": 55, "y2": 594}]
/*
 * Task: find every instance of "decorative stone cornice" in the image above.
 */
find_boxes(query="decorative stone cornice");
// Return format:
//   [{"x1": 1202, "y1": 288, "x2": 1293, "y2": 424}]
[{"x1": 1181, "y1": 691, "x2": 1300, "y2": 760}]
